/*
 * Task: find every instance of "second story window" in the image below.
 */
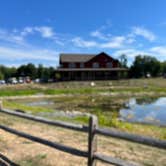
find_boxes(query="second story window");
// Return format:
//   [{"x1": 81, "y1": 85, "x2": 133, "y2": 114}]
[
  {"x1": 106, "y1": 62, "x2": 112, "y2": 68},
  {"x1": 80, "y1": 63, "x2": 84, "y2": 68},
  {"x1": 69, "y1": 63, "x2": 76, "y2": 68},
  {"x1": 93, "y1": 62, "x2": 99, "y2": 68}
]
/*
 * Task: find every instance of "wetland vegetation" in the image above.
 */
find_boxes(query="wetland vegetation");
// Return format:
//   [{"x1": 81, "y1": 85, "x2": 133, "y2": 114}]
[{"x1": 1, "y1": 78, "x2": 166, "y2": 139}]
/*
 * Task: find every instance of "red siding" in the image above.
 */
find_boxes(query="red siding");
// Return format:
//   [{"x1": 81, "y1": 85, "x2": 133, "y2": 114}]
[
  {"x1": 85, "y1": 53, "x2": 118, "y2": 68},
  {"x1": 62, "y1": 63, "x2": 68, "y2": 68},
  {"x1": 60, "y1": 53, "x2": 119, "y2": 68}
]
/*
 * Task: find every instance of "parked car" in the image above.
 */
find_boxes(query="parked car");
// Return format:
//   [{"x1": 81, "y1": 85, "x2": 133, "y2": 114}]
[
  {"x1": 25, "y1": 76, "x2": 31, "y2": 83},
  {"x1": 34, "y1": 78, "x2": 40, "y2": 83},
  {"x1": 8, "y1": 77, "x2": 18, "y2": 84},
  {"x1": 18, "y1": 79, "x2": 24, "y2": 84},
  {"x1": 0, "y1": 80, "x2": 6, "y2": 84},
  {"x1": 163, "y1": 73, "x2": 166, "y2": 78},
  {"x1": 18, "y1": 77, "x2": 24, "y2": 84}
]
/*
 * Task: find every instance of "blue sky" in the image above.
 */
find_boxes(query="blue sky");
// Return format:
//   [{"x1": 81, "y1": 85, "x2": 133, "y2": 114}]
[{"x1": 0, "y1": 0, "x2": 166, "y2": 67}]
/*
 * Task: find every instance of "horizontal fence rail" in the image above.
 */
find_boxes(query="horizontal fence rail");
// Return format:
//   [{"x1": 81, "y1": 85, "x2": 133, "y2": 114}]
[
  {"x1": 1, "y1": 109, "x2": 166, "y2": 150},
  {"x1": 0, "y1": 108, "x2": 88, "y2": 132},
  {"x1": 0, "y1": 108, "x2": 166, "y2": 166},
  {"x1": 96, "y1": 128, "x2": 166, "y2": 150},
  {"x1": 0, "y1": 153, "x2": 19, "y2": 166},
  {"x1": 94, "y1": 153, "x2": 137, "y2": 166},
  {"x1": 0, "y1": 124, "x2": 88, "y2": 158}
]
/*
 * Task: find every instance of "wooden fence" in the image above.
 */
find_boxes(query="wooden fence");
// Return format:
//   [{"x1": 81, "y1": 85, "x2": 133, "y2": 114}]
[{"x1": 0, "y1": 108, "x2": 166, "y2": 166}]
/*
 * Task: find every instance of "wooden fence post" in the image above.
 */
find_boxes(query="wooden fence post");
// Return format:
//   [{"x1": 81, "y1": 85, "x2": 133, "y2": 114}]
[{"x1": 88, "y1": 115, "x2": 98, "y2": 166}]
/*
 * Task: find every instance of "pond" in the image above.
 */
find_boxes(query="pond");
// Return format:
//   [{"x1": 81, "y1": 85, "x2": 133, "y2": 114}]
[
  {"x1": 119, "y1": 97, "x2": 166, "y2": 127},
  {"x1": 10, "y1": 95, "x2": 166, "y2": 127}
]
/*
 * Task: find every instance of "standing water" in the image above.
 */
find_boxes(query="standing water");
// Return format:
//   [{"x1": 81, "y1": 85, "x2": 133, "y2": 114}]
[{"x1": 120, "y1": 97, "x2": 166, "y2": 126}]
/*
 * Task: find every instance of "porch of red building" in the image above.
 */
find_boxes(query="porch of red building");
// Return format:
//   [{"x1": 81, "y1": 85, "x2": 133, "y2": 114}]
[{"x1": 55, "y1": 68, "x2": 128, "y2": 81}]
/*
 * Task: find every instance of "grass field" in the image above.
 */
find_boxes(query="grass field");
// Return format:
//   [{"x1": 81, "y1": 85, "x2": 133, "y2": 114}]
[{"x1": 0, "y1": 78, "x2": 166, "y2": 97}]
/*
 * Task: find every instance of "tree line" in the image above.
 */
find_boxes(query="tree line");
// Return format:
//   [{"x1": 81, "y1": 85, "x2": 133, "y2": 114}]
[
  {"x1": 0, "y1": 64, "x2": 55, "y2": 82},
  {"x1": 0, "y1": 54, "x2": 166, "y2": 81},
  {"x1": 119, "y1": 54, "x2": 166, "y2": 78}
]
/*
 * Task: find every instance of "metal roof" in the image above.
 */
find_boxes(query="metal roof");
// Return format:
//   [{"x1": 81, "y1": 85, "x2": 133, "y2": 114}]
[{"x1": 60, "y1": 53, "x2": 96, "y2": 63}]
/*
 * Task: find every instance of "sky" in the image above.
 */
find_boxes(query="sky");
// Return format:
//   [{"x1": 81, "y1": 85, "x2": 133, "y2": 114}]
[{"x1": 0, "y1": 0, "x2": 166, "y2": 67}]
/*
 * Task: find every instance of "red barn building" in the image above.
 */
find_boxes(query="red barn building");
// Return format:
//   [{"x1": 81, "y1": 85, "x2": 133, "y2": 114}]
[{"x1": 55, "y1": 52, "x2": 128, "y2": 81}]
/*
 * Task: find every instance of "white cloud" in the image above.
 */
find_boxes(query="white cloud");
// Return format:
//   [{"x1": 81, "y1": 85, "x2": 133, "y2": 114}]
[
  {"x1": 101, "y1": 36, "x2": 126, "y2": 48},
  {"x1": 72, "y1": 35, "x2": 132, "y2": 49},
  {"x1": 0, "y1": 29, "x2": 25, "y2": 45},
  {"x1": 90, "y1": 30, "x2": 111, "y2": 40},
  {"x1": 72, "y1": 37, "x2": 97, "y2": 48},
  {"x1": 113, "y1": 46, "x2": 166, "y2": 65},
  {"x1": 21, "y1": 26, "x2": 55, "y2": 38},
  {"x1": 95, "y1": 20, "x2": 112, "y2": 31},
  {"x1": 20, "y1": 26, "x2": 65, "y2": 46},
  {"x1": 0, "y1": 26, "x2": 64, "y2": 48},
  {"x1": 90, "y1": 20, "x2": 112, "y2": 41},
  {"x1": 113, "y1": 49, "x2": 148, "y2": 59},
  {"x1": 0, "y1": 26, "x2": 62, "y2": 66},
  {"x1": 34, "y1": 26, "x2": 54, "y2": 38},
  {"x1": 112, "y1": 48, "x2": 156, "y2": 65},
  {"x1": 150, "y1": 46, "x2": 166, "y2": 54},
  {"x1": 126, "y1": 37, "x2": 135, "y2": 44},
  {"x1": 21, "y1": 27, "x2": 34, "y2": 36},
  {"x1": 131, "y1": 27, "x2": 156, "y2": 41},
  {"x1": 0, "y1": 46, "x2": 59, "y2": 63},
  {"x1": 150, "y1": 46, "x2": 166, "y2": 60}
]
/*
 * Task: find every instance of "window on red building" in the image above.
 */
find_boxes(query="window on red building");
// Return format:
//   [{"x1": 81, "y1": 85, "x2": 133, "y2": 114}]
[
  {"x1": 106, "y1": 62, "x2": 112, "y2": 68},
  {"x1": 93, "y1": 62, "x2": 99, "y2": 68},
  {"x1": 69, "y1": 63, "x2": 76, "y2": 68},
  {"x1": 80, "y1": 63, "x2": 84, "y2": 68}
]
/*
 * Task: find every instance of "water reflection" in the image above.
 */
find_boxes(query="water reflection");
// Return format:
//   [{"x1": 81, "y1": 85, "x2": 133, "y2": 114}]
[
  {"x1": 26, "y1": 101, "x2": 54, "y2": 106},
  {"x1": 120, "y1": 97, "x2": 166, "y2": 126}
]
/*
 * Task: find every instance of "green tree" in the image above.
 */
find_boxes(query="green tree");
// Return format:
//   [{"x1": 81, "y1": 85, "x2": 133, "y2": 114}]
[
  {"x1": 37, "y1": 64, "x2": 45, "y2": 79},
  {"x1": 17, "y1": 64, "x2": 37, "y2": 79},
  {"x1": 161, "y1": 61, "x2": 166, "y2": 75},
  {"x1": 25, "y1": 63, "x2": 37, "y2": 79},
  {"x1": 119, "y1": 54, "x2": 128, "y2": 67},
  {"x1": 48, "y1": 67, "x2": 55, "y2": 79},
  {"x1": 4, "y1": 67, "x2": 17, "y2": 79},
  {"x1": 17, "y1": 65, "x2": 26, "y2": 77},
  {"x1": 130, "y1": 55, "x2": 161, "y2": 78},
  {"x1": 0, "y1": 71, "x2": 4, "y2": 80}
]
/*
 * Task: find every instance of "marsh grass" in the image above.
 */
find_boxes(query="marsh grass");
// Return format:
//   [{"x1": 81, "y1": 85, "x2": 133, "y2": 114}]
[{"x1": 3, "y1": 100, "x2": 54, "y2": 114}]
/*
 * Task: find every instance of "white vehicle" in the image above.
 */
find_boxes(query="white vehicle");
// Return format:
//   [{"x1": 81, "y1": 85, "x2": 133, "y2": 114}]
[
  {"x1": 34, "y1": 78, "x2": 40, "y2": 83},
  {"x1": 18, "y1": 79, "x2": 24, "y2": 84},
  {"x1": 8, "y1": 77, "x2": 18, "y2": 84},
  {"x1": 0, "y1": 80, "x2": 6, "y2": 84},
  {"x1": 12, "y1": 79, "x2": 18, "y2": 84},
  {"x1": 18, "y1": 77, "x2": 24, "y2": 84}
]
